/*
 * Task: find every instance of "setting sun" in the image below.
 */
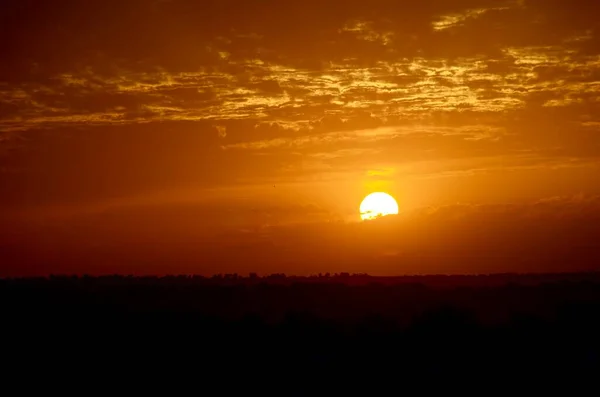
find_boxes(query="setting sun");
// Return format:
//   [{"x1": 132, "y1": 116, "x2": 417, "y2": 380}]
[{"x1": 360, "y1": 192, "x2": 399, "y2": 221}]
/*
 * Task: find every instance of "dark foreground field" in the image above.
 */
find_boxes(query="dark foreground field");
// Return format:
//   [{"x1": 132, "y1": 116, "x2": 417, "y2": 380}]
[{"x1": 3, "y1": 273, "x2": 600, "y2": 391}]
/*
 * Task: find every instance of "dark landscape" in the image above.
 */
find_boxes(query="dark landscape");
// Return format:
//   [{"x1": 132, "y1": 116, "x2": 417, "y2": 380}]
[{"x1": 4, "y1": 272, "x2": 600, "y2": 390}]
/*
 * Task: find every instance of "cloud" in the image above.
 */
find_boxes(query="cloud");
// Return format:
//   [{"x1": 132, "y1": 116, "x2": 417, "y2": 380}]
[
  {"x1": 224, "y1": 124, "x2": 504, "y2": 151},
  {"x1": 432, "y1": 5, "x2": 514, "y2": 31},
  {"x1": 3, "y1": 194, "x2": 600, "y2": 276},
  {"x1": 215, "y1": 125, "x2": 227, "y2": 138},
  {"x1": 2, "y1": 1, "x2": 599, "y2": 129},
  {"x1": 1, "y1": 0, "x2": 600, "y2": 211}
]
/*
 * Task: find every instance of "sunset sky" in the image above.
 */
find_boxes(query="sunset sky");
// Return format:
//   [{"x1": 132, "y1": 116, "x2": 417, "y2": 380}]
[{"x1": 1, "y1": 0, "x2": 600, "y2": 276}]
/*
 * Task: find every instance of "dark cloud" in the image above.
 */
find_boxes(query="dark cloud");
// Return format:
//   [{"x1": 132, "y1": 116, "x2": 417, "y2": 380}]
[{"x1": 3, "y1": 195, "x2": 600, "y2": 276}]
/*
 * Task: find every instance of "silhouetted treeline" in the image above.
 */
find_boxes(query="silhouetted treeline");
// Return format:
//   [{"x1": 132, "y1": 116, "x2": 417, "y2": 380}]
[{"x1": 3, "y1": 273, "x2": 600, "y2": 390}]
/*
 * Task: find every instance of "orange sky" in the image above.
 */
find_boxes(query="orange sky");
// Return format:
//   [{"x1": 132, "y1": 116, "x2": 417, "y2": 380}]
[{"x1": 1, "y1": 0, "x2": 600, "y2": 275}]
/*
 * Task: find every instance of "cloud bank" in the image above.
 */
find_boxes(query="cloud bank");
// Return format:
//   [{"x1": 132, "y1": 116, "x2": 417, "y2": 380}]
[{"x1": 2, "y1": 195, "x2": 599, "y2": 276}]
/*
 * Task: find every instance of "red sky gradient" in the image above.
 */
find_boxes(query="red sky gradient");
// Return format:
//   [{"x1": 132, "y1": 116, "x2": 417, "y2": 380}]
[{"x1": 1, "y1": 0, "x2": 600, "y2": 276}]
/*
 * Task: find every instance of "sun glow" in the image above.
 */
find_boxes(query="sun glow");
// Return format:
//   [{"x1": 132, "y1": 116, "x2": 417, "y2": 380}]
[{"x1": 360, "y1": 192, "x2": 399, "y2": 220}]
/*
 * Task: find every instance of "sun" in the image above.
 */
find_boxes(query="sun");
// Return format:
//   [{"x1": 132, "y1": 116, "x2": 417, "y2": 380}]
[{"x1": 360, "y1": 192, "x2": 399, "y2": 221}]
